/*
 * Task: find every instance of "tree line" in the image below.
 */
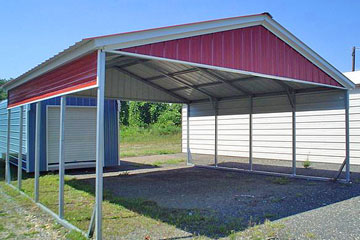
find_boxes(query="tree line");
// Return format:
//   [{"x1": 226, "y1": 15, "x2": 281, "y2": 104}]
[{"x1": 120, "y1": 101, "x2": 182, "y2": 128}]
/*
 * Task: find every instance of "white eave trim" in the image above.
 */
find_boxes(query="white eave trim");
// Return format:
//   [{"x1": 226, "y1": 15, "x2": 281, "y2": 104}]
[{"x1": 95, "y1": 15, "x2": 267, "y2": 50}]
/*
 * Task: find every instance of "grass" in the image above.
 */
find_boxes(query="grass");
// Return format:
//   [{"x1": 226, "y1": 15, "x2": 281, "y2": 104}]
[
  {"x1": 228, "y1": 219, "x2": 286, "y2": 239},
  {"x1": 120, "y1": 126, "x2": 182, "y2": 157},
  {"x1": 152, "y1": 158, "x2": 185, "y2": 167}
]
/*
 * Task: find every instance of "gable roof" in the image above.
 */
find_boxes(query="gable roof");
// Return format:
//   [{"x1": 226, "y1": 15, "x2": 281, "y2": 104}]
[{"x1": 3, "y1": 13, "x2": 355, "y2": 91}]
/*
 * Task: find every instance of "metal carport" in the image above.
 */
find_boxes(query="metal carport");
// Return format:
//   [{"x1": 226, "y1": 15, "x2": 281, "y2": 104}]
[{"x1": 2, "y1": 13, "x2": 355, "y2": 239}]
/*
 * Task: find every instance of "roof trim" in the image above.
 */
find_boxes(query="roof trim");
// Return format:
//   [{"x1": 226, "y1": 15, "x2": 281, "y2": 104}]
[{"x1": 85, "y1": 13, "x2": 271, "y2": 40}]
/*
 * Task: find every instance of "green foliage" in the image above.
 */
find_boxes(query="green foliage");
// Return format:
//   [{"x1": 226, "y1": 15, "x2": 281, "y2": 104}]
[
  {"x1": 125, "y1": 101, "x2": 182, "y2": 130},
  {"x1": 119, "y1": 101, "x2": 129, "y2": 126},
  {"x1": 0, "y1": 79, "x2": 9, "y2": 101},
  {"x1": 303, "y1": 155, "x2": 311, "y2": 169}
]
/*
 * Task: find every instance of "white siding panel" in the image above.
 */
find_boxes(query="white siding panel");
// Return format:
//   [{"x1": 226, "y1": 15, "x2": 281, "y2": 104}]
[
  {"x1": 182, "y1": 90, "x2": 360, "y2": 165},
  {"x1": 47, "y1": 106, "x2": 97, "y2": 167}
]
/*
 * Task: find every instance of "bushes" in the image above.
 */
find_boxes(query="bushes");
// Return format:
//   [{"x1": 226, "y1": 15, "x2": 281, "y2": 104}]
[{"x1": 121, "y1": 101, "x2": 182, "y2": 135}]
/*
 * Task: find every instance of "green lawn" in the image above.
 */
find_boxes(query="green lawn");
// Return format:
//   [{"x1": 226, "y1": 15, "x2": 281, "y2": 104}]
[{"x1": 120, "y1": 126, "x2": 182, "y2": 157}]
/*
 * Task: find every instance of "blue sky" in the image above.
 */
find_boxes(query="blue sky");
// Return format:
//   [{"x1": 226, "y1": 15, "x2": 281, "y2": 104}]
[{"x1": 1, "y1": 0, "x2": 359, "y2": 79}]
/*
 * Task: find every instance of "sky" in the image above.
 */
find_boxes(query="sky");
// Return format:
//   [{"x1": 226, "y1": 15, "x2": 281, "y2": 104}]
[{"x1": 1, "y1": 0, "x2": 360, "y2": 79}]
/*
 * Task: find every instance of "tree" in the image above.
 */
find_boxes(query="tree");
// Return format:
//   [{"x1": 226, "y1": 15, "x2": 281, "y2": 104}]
[
  {"x1": 0, "y1": 79, "x2": 8, "y2": 101},
  {"x1": 119, "y1": 101, "x2": 129, "y2": 126}
]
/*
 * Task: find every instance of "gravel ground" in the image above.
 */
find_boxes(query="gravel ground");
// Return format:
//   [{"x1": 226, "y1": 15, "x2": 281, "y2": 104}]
[
  {"x1": 69, "y1": 154, "x2": 360, "y2": 239},
  {"x1": 276, "y1": 195, "x2": 360, "y2": 239},
  {"x1": 0, "y1": 186, "x2": 69, "y2": 239}
]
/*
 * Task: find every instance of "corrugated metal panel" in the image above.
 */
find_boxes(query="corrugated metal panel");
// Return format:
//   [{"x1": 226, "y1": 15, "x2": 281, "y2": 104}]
[
  {"x1": 0, "y1": 100, "x2": 27, "y2": 170},
  {"x1": 8, "y1": 52, "x2": 98, "y2": 108},
  {"x1": 27, "y1": 97, "x2": 118, "y2": 172},
  {"x1": 182, "y1": 90, "x2": 360, "y2": 165},
  {"x1": 121, "y1": 26, "x2": 341, "y2": 88},
  {"x1": 47, "y1": 106, "x2": 97, "y2": 167},
  {"x1": 73, "y1": 68, "x2": 184, "y2": 103}
]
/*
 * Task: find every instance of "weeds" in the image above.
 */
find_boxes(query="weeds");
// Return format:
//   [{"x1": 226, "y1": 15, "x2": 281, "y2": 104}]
[
  {"x1": 269, "y1": 177, "x2": 290, "y2": 185},
  {"x1": 303, "y1": 156, "x2": 311, "y2": 169}
]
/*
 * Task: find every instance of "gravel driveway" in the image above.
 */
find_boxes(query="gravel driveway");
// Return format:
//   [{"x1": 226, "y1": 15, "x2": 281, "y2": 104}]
[{"x1": 69, "y1": 154, "x2": 360, "y2": 239}]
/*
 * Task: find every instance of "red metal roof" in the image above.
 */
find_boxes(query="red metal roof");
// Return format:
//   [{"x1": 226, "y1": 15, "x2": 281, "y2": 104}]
[
  {"x1": 8, "y1": 52, "x2": 98, "y2": 108},
  {"x1": 120, "y1": 25, "x2": 341, "y2": 87}
]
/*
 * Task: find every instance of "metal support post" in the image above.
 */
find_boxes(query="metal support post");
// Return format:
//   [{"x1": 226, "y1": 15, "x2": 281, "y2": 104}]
[
  {"x1": 345, "y1": 90, "x2": 350, "y2": 182},
  {"x1": 117, "y1": 100, "x2": 121, "y2": 165},
  {"x1": 214, "y1": 100, "x2": 218, "y2": 167},
  {"x1": 35, "y1": 102, "x2": 41, "y2": 202},
  {"x1": 95, "y1": 50, "x2": 105, "y2": 240},
  {"x1": 59, "y1": 96, "x2": 66, "y2": 219},
  {"x1": 249, "y1": 96, "x2": 253, "y2": 171},
  {"x1": 186, "y1": 104, "x2": 192, "y2": 165},
  {"x1": 292, "y1": 92, "x2": 296, "y2": 176},
  {"x1": 5, "y1": 109, "x2": 11, "y2": 184},
  {"x1": 18, "y1": 106, "x2": 24, "y2": 189}
]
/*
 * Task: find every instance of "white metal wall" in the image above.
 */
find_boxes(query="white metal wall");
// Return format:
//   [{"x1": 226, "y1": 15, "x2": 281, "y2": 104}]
[
  {"x1": 182, "y1": 90, "x2": 360, "y2": 165},
  {"x1": 47, "y1": 106, "x2": 97, "y2": 170}
]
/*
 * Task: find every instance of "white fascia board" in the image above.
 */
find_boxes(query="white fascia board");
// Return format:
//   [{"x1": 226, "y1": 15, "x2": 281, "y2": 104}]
[
  {"x1": 262, "y1": 18, "x2": 355, "y2": 90},
  {"x1": 3, "y1": 40, "x2": 97, "y2": 91},
  {"x1": 96, "y1": 15, "x2": 266, "y2": 50}
]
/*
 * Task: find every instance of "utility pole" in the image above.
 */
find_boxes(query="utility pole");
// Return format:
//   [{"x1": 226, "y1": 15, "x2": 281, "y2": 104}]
[{"x1": 352, "y1": 46, "x2": 356, "y2": 72}]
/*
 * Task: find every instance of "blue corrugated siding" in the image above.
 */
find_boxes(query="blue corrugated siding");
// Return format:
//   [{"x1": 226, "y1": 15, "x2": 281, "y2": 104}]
[
  {"x1": 0, "y1": 100, "x2": 28, "y2": 170},
  {"x1": 28, "y1": 97, "x2": 118, "y2": 172}
]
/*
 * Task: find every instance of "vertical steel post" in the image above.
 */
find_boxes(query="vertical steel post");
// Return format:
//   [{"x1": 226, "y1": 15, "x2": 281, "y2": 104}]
[
  {"x1": 186, "y1": 104, "x2": 191, "y2": 165},
  {"x1": 345, "y1": 90, "x2": 350, "y2": 182},
  {"x1": 18, "y1": 106, "x2": 24, "y2": 189},
  {"x1": 59, "y1": 96, "x2": 66, "y2": 219},
  {"x1": 292, "y1": 92, "x2": 296, "y2": 176},
  {"x1": 117, "y1": 100, "x2": 121, "y2": 165},
  {"x1": 95, "y1": 50, "x2": 105, "y2": 240},
  {"x1": 214, "y1": 100, "x2": 218, "y2": 167},
  {"x1": 249, "y1": 96, "x2": 253, "y2": 171},
  {"x1": 5, "y1": 109, "x2": 11, "y2": 184},
  {"x1": 35, "y1": 102, "x2": 41, "y2": 202}
]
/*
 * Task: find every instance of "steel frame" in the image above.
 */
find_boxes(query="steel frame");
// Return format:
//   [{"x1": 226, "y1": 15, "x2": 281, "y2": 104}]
[
  {"x1": 59, "y1": 96, "x2": 66, "y2": 219},
  {"x1": 2, "y1": 47, "x2": 352, "y2": 240},
  {"x1": 34, "y1": 102, "x2": 41, "y2": 202},
  {"x1": 18, "y1": 106, "x2": 24, "y2": 189}
]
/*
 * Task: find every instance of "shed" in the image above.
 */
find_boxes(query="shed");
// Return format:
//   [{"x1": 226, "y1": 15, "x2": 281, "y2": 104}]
[
  {"x1": 1, "y1": 13, "x2": 355, "y2": 239},
  {"x1": 0, "y1": 97, "x2": 119, "y2": 172}
]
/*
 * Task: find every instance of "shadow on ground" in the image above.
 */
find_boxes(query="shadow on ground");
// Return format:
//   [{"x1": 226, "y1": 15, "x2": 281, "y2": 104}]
[{"x1": 64, "y1": 161, "x2": 360, "y2": 238}]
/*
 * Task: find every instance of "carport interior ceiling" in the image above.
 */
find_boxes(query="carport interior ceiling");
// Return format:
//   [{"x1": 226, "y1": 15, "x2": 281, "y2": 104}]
[{"x1": 74, "y1": 53, "x2": 344, "y2": 105}]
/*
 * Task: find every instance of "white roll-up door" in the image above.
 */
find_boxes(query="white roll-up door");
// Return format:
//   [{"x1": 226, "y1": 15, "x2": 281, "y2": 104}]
[{"x1": 47, "y1": 106, "x2": 97, "y2": 170}]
